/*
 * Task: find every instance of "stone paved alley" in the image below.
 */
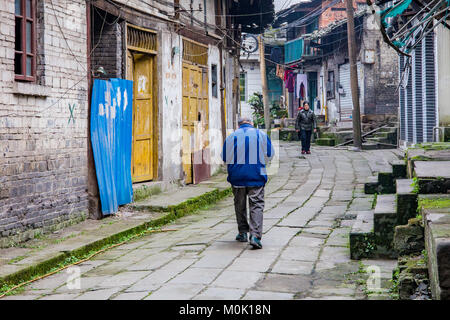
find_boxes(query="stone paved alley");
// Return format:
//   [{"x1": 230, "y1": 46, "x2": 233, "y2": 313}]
[{"x1": 3, "y1": 142, "x2": 400, "y2": 300}]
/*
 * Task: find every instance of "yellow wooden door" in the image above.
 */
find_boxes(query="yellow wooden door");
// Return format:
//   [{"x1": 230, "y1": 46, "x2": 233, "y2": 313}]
[
  {"x1": 182, "y1": 62, "x2": 210, "y2": 184},
  {"x1": 131, "y1": 53, "x2": 155, "y2": 182}
]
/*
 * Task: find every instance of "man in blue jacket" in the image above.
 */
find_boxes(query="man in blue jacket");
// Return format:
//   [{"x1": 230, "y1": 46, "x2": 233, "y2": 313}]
[{"x1": 221, "y1": 117, "x2": 275, "y2": 249}]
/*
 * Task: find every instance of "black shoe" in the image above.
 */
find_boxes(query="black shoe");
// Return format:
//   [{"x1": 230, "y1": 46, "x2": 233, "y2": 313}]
[
  {"x1": 235, "y1": 232, "x2": 248, "y2": 242},
  {"x1": 249, "y1": 235, "x2": 262, "y2": 249}
]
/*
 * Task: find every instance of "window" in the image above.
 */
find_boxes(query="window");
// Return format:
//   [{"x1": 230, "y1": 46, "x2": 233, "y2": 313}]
[
  {"x1": 15, "y1": 0, "x2": 36, "y2": 81},
  {"x1": 211, "y1": 64, "x2": 218, "y2": 98},
  {"x1": 326, "y1": 71, "x2": 335, "y2": 100},
  {"x1": 239, "y1": 73, "x2": 246, "y2": 102}
]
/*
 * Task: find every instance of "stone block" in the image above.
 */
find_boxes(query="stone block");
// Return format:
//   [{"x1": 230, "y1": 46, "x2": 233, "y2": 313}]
[{"x1": 394, "y1": 218, "x2": 424, "y2": 256}]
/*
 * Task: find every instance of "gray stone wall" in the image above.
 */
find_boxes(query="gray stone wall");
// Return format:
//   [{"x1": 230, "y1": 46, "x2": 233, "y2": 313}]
[
  {"x1": 0, "y1": 0, "x2": 89, "y2": 247},
  {"x1": 361, "y1": 18, "x2": 399, "y2": 117}
]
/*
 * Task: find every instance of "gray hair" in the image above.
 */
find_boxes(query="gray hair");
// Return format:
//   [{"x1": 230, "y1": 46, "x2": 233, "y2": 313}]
[{"x1": 238, "y1": 116, "x2": 253, "y2": 126}]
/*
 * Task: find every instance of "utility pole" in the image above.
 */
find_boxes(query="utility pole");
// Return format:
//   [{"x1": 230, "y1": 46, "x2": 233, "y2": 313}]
[
  {"x1": 258, "y1": 35, "x2": 271, "y2": 131},
  {"x1": 345, "y1": 0, "x2": 362, "y2": 150}
]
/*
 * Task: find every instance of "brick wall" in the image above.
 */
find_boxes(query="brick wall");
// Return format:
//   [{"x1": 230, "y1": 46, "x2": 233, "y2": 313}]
[
  {"x1": 0, "y1": 0, "x2": 89, "y2": 247},
  {"x1": 319, "y1": 0, "x2": 366, "y2": 28}
]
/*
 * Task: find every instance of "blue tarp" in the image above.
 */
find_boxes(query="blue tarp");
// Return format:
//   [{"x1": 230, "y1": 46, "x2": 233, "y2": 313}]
[{"x1": 90, "y1": 78, "x2": 133, "y2": 215}]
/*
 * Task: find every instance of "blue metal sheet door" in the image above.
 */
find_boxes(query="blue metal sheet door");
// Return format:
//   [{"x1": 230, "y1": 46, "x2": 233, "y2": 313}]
[{"x1": 90, "y1": 78, "x2": 134, "y2": 215}]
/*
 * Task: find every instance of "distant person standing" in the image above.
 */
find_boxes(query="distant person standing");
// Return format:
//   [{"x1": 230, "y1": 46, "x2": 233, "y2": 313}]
[
  {"x1": 221, "y1": 117, "x2": 275, "y2": 249},
  {"x1": 295, "y1": 102, "x2": 317, "y2": 155}
]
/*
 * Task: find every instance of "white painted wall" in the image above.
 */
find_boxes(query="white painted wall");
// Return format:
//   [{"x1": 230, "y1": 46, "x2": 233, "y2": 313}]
[
  {"x1": 160, "y1": 31, "x2": 183, "y2": 182},
  {"x1": 208, "y1": 45, "x2": 223, "y2": 175},
  {"x1": 436, "y1": 24, "x2": 450, "y2": 127},
  {"x1": 240, "y1": 51, "x2": 262, "y2": 121}
]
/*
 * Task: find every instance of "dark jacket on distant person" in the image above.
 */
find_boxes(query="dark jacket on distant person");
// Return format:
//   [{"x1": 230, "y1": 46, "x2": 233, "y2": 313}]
[{"x1": 295, "y1": 108, "x2": 317, "y2": 131}]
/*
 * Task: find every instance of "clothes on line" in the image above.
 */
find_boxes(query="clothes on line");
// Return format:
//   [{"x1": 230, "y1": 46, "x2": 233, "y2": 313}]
[{"x1": 296, "y1": 74, "x2": 308, "y2": 101}]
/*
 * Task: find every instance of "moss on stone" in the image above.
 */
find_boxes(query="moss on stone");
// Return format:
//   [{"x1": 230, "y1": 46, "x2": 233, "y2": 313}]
[{"x1": 419, "y1": 197, "x2": 450, "y2": 210}]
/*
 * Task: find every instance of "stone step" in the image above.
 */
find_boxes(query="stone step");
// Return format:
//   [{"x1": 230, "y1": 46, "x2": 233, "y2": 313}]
[
  {"x1": 391, "y1": 159, "x2": 407, "y2": 178},
  {"x1": 364, "y1": 175, "x2": 379, "y2": 194},
  {"x1": 377, "y1": 170, "x2": 396, "y2": 193},
  {"x1": 362, "y1": 142, "x2": 396, "y2": 150},
  {"x1": 315, "y1": 137, "x2": 335, "y2": 146},
  {"x1": 362, "y1": 142, "x2": 379, "y2": 150},
  {"x1": 366, "y1": 137, "x2": 391, "y2": 144},
  {"x1": 373, "y1": 194, "x2": 397, "y2": 256},
  {"x1": 396, "y1": 179, "x2": 419, "y2": 225},
  {"x1": 350, "y1": 210, "x2": 376, "y2": 260},
  {"x1": 421, "y1": 194, "x2": 450, "y2": 299},
  {"x1": 414, "y1": 161, "x2": 450, "y2": 194}
]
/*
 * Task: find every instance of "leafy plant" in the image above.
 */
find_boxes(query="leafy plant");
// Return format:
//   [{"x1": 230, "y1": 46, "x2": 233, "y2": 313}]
[
  {"x1": 270, "y1": 101, "x2": 288, "y2": 119},
  {"x1": 248, "y1": 92, "x2": 288, "y2": 128},
  {"x1": 248, "y1": 92, "x2": 265, "y2": 127}
]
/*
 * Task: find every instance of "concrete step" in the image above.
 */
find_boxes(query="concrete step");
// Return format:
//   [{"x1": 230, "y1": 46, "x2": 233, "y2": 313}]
[
  {"x1": 396, "y1": 179, "x2": 419, "y2": 225},
  {"x1": 350, "y1": 210, "x2": 376, "y2": 260},
  {"x1": 373, "y1": 194, "x2": 397, "y2": 256}
]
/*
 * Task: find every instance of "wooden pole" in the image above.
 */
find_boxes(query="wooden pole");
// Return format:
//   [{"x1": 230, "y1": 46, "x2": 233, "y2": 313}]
[
  {"x1": 345, "y1": 0, "x2": 362, "y2": 150},
  {"x1": 259, "y1": 35, "x2": 271, "y2": 130}
]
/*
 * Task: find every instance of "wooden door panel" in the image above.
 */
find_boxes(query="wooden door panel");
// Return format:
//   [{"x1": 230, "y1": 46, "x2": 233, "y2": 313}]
[
  {"x1": 182, "y1": 61, "x2": 210, "y2": 184},
  {"x1": 131, "y1": 53, "x2": 155, "y2": 182}
]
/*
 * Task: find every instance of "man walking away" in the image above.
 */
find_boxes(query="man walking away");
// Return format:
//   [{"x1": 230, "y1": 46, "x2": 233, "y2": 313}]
[
  {"x1": 221, "y1": 117, "x2": 275, "y2": 249},
  {"x1": 295, "y1": 102, "x2": 317, "y2": 155}
]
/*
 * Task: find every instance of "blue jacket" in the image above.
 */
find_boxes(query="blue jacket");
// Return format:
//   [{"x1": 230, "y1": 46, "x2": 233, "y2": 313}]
[{"x1": 221, "y1": 124, "x2": 275, "y2": 187}]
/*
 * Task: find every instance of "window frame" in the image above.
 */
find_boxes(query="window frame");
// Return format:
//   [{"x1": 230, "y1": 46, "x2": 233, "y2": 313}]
[
  {"x1": 327, "y1": 70, "x2": 335, "y2": 100},
  {"x1": 15, "y1": 0, "x2": 36, "y2": 82},
  {"x1": 239, "y1": 72, "x2": 246, "y2": 102},
  {"x1": 211, "y1": 64, "x2": 218, "y2": 98}
]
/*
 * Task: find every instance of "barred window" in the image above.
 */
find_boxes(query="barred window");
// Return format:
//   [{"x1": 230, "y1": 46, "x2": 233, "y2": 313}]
[{"x1": 15, "y1": 0, "x2": 36, "y2": 81}]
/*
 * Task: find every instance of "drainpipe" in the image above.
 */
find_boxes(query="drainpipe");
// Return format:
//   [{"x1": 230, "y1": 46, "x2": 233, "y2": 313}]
[
  {"x1": 219, "y1": 43, "x2": 226, "y2": 143},
  {"x1": 203, "y1": 0, "x2": 208, "y2": 35}
]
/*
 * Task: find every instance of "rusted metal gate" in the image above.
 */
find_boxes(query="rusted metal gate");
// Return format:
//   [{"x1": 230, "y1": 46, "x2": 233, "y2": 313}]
[
  {"x1": 126, "y1": 24, "x2": 158, "y2": 182},
  {"x1": 182, "y1": 38, "x2": 210, "y2": 184}
]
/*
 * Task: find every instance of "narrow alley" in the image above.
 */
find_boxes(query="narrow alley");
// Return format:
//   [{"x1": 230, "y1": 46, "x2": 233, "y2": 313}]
[{"x1": 3, "y1": 142, "x2": 400, "y2": 300}]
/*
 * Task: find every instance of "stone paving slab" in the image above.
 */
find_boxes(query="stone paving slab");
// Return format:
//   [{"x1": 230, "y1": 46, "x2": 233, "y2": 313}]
[{"x1": 1, "y1": 143, "x2": 401, "y2": 300}]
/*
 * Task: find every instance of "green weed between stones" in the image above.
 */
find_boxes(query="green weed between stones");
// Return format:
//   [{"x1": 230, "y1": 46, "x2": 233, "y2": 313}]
[
  {"x1": 133, "y1": 185, "x2": 162, "y2": 202},
  {"x1": 419, "y1": 197, "x2": 450, "y2": 210},
  {"x1": 388, "y1": 267, "x2": 400, "y2": 300},
  {"x1": 410, "y1": 177, "x2": 419, "y2": 194},
  {"x1": 0, "y1": 187, "x2": 232, "y2": 296},
  {"x1": 371, "y1": 193, "x2": 378, "y2": 209}
]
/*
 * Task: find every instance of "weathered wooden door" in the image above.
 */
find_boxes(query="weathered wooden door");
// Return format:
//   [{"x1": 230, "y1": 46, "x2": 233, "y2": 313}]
[
  {"x1": 129, "y1": 52, "x2": 156, "y2": 182},
  {"x1": 182, "y1": 63, "x2": 209, "y2": 184}
]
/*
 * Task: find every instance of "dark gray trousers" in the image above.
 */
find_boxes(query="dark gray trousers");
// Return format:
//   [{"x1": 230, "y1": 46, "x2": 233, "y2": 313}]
[{"x1": 232, "y1": 186, "x2": 265, "y2": 239}]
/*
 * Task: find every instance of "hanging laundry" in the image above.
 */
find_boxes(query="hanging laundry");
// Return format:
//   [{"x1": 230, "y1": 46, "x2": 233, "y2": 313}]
[
  {"x1": 296, "y1": 73, "x2": 308, "y2": 101},
  {"x1": 270, "y1": 47, "x2": 282, "y2": 64},
  {"x1": 286, "y1": 71, "x2": 296, "y2": 93},
  {"x1": 276, "y1": 64, "x2": 284, "y2": 79}
]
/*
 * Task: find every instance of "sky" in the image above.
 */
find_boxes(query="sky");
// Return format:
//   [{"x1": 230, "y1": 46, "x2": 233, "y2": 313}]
[{"x1": 274, "y1": 0, "x2": 311, "y2": 12}]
